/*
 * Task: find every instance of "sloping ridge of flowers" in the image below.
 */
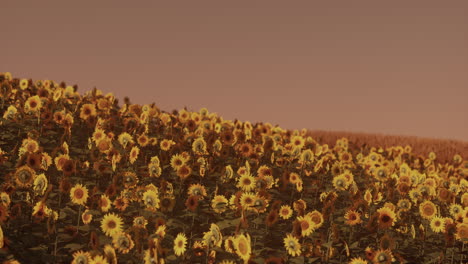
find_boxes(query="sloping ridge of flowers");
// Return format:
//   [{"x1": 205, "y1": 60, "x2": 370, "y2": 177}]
[{"x1": 0, "y1": 72, "x2": 467, "y2": 264}]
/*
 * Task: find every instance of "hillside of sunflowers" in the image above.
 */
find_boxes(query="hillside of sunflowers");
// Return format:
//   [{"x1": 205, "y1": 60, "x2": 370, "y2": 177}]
[{"x1": 0, "y1": 72, "x2": 467, "y2": 264}]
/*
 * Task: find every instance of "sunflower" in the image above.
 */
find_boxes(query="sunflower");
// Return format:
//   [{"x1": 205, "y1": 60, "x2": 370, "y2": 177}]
[
  {"x1": 160, "y1": 139, "x2": 175, "y2": 151},
  {"x1": 449, "y1": 203, "x2": 463, "y2": 217},
  {"x1": 220, "y1": 130, "x2": 236, "y2": 146},
  {"x1": 113, "y1": 232, "x2": 134, "y2": 254},
  {"x1": 113, "y1": 196, "x2": 129, "y2": 212},
  {"x1": 90, "y1": 255, "x2": 109, "y2": 264},
  {"x1": 170, "y1": 153, "x2": 186, "y2": 170},
  {"x1": 19, "y1": 78, "x2": 29, "y2": 90},
  {"x1": 159, "y1": 194, "x2": 176, "y2": 212},
  {"x1": 176, "y1": 165, "x2": 192, "y2": 179},
  {"x1": 155, "y1": 224, "x2": 166, "y2": 239},
  {"x1": 288, "y1": 172, "x2": 301, "y2": 185},
  {"x1": 297, "y1": 215, "x2": 315, "y2": 237},
  {"x1": 332, "y1": 175, "x2": 350, "y2": 191},
  {"x1": 234, "y1": 233, "x2": 251, "y2": 262},
  {"x1": 92, "y1": 128, "x2": 106, "y2": 144},
  {"x1": 396, "y1": 199, "x2": 411, "y2": 212},
  {"x1": 99, "y1": 194, "x2": 112, "y2": 212},
  {"x1": 101, "y1": 213, "x2": 123, "y2": 237},
  {"x1": 237, "y1": 173, "x2": 256, "y2": 192},
  {"x1": 290, "y1": 135, "x2": 305, "y2": 149},
  {"x1": 80, "y1": 104, "x2": 97, "y2": 120},
  {"x1": 307, "y1": 210, "x2": 324, "y2": 229},
  {"x1": 174, "y1": 233, "x2": 188, "y2": 256},
  {"x1": 430, "y1": 216, "x2": 445, "y2": 233},
  {"x1": 69, "y1": 183, "x2": 89, "y2": 206},
  {"x1": 455, "y1": 223, "x2": 468, "y2": 240},
  {"x1": 82, "y1": 209, "x2": 93, "y2": 225},
  {"x1": 14, "y1": 165, "x2": 36, "y2": 188},
  {"x1": 284, "y1": 234, "x2": 301, "y2": 257},
  {"x1": 364, "y1": 189, "x2": 373, "y2": 204},
  {"x1": 70, "y1": 251, "x2": 92, "y2": 264},
  {"x1": 344, "y1": 210, "x2": 362, "y2": 226},
  {"x1": 187, "y1": 183, "x2": 207, "y2": 198},
  {"x1": 252, "y1": 196, "x2": 269, "y2": 213},
  {"x1": 348, "y1": 257, "x2": 368, "y2": 264},
  {"x1": 142, "y1": 190, "x2": 160, "y2": 211},
  {"x1": 240, "y1": 192, "x2": 256, "y2": 209},
  {"x1": 238, "y1": 143, "x2": 253, "y2": 158},
  {"x1": 25, "y1": 95, "x2": 42, "y2": 113},
  {"x1": 122, "y1": 171, "x2": 139, "y2": 189},
  {"x1": 211, "y1": 195, "x2": 229, "y2": 213},
  {"x1": 0, "y1": 192, "x2": 10, "y2": 207},
  {"x1": 372, "y1": 249, "x2": 393, "y2": 264},
  {"x1": 137, "y1": 134, "x2": 149, "y2": 147},
  {"x1": 377, "y1": 207, "x2": 396, "y2": 229},
  {"x1": 192, "y1": 137, "x2": 207, "y2": 154},
  {"x1": 186, "y1": 195, "x2": 199, "y2": 212},
  {"x1": 279, "y1": 205, "x2": 293, "y2": 220},
  {"x1": 129, "y1": 146, "x2": 140, "y2": 164},
  {"x1": 33, "y1": 173, "x2": 48, "y2": 195},
  {"x1": 419, "y1": 200, "x2": 437, "y2": 220}
]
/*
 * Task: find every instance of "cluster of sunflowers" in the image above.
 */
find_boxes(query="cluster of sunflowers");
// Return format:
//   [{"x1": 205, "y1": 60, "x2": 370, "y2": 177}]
[{"x1": 0, "y1": 72, "x2": 466, "y2": 264}]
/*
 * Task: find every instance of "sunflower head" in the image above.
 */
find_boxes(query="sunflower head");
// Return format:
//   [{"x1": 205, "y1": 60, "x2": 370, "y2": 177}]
[{"x1": 69, "y1": 184, "x2": 89, "y2": 206}]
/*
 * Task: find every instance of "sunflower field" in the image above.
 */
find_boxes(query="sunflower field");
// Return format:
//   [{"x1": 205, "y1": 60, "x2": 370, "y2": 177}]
[{"x1": 0, "y1": 72, "x2": 467, "y2": 264}]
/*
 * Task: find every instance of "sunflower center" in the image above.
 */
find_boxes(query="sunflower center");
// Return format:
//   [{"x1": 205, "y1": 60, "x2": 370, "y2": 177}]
[
  {"x1": 108, "y1": 220, "x2": 116, "y2": 229},
  {"x1": 424, "y1": 206, "x2": 434, "y2": 216},
  {"x1": 238, "y1": 240, "x2": 248, "y2": 255},
  {"x1": 301, "y1": 221, "x2": 309, "y2": 230},
  {"x1": 30, "y1": 101, "x2": 37, "y2": 108},
  {"x1": 74, "y1": 189, "x2": 84, "y2": 199},
  {"x1": 19, "y1": 170, "x2": 32, "y2": 182},
  {"x1": 382, "y1": 215, "x2": 391, "y2": 223}
]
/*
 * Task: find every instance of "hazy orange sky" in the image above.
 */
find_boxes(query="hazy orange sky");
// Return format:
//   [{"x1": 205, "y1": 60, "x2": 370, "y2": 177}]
[{"x1": 1, "y1": 1, "x2": 467, "y2": 141}]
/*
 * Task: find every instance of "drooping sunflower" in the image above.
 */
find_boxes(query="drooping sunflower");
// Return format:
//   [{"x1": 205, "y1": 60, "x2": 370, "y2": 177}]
[
  {"x1": 101, "y1": 213, "x2": 123, "y2": 237},
  {"x1": 118, "y1": 132, "x2": 134, "y2": 148},
  {"x1": 155, "y1": 224, "x2": 166, "y2": 239},
  {"x1": 188, "y1": 183, "x2": 207, "y2": 198},
  {"x1": 72, "y1": 250, "x2": 91, "y2": 264},
  {"x1": 99, "y1": 194, "x2": 112, "y2": 212},
  {"x1": 237, "y1": 173, "x2": 256, "y2": 192},
  {"x1": 129, "y1": 146, "x2": 140, "y2": 164},
  {"x1": 142, "y1": 190, "x2": 160, "y2": 211},
  {"x1": 430, "y1": 216, "x2": 445, "y2": 233},
  {"x1": 234, "y1": 233, "x2": 251, "y2": 262},
  {"x1": 455, "y1": 223, "x2": 468, "y2": 240},
  {"x1": 211, "y1": 195, "x2": 229, "y2": 213},
  {"x1": 332, "y1": 175, "x2": 350, "y2": 191},
  {"x1": 112, "y1": 232, "x2": 134, "y2": 254},
  {"x1": 174, "y1": 233, "x2": 188, "y2": 257},
  {"x1": 372, "y1": 249, "x2": 393, "y2": 264},
  {"x1": 82, "y1": 209, "x2": 93, "y2": 225},
  {"x1": 419, "y1": 200, "x2": 437, "y2": 220},
  {"x1": 344, "y1": 210, "x2": 362, "y2": 226},
  {"x1": 70, "y1": 184, "x2": 89, "y2": 206},
  {"x1": 377, "y1": 207, "x2": 396, "y2": 229},
  {"x1": 33, "y1": 173, "x2": 48, "y2": 195},
  {"x1": 14, "y1": 165, "x2": 36, "y2": 188},
  {"x1": 191, "y1": 137, "x2": 207, "y2": 155},
  {"x1": 284, "y1": 234, "x2": 301, "y2": 257},
  {"x1": 307, "y1": 210, "x2": 324, "y2": 229},
  {"x1": 396, "y1": 199, "x2": 412, "y2": 212}
]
